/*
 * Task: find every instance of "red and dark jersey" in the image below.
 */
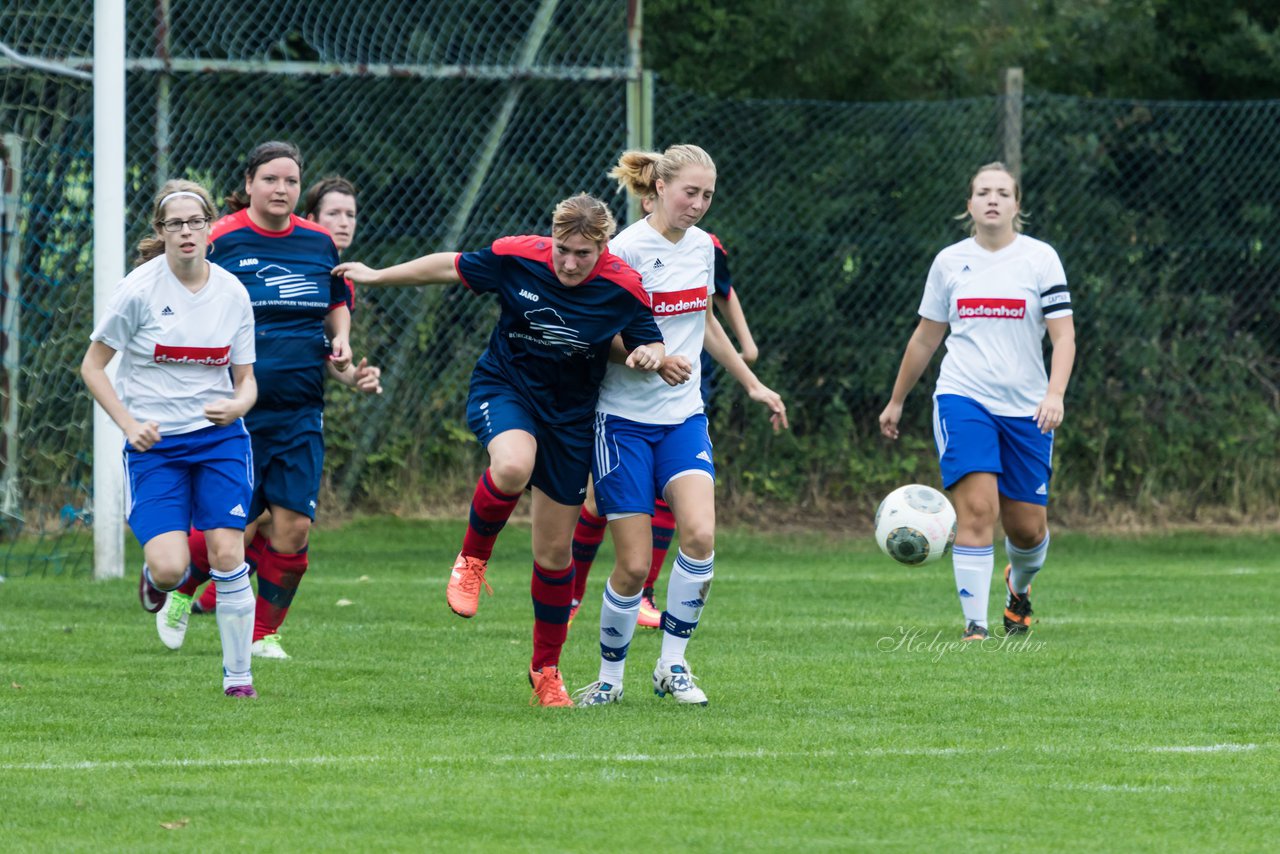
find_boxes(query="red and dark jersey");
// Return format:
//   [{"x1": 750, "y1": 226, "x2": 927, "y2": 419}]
[
  {"x1": 208, "y1": 210, "x2": 346, "y2": 412},
  {"x1": 709, "y1": 233, "x2": 733, "y2": 300},
  {"x1": 456, "y1": 235, "x2": 660, "y2": 426}
]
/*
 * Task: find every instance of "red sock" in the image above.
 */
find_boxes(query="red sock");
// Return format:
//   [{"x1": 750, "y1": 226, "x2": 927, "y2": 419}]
[
  {"x1": 530, "y1": 561, "x2": 574, "y2": 670},
  {"x1": 176, "y1": 529, "x2": 211, "y2": 596},
  {"x1": 461, "y1": 469, "x2": 522, "y2": 561},
  {"x1": 570, "y1": 507, "x2": 607, "y2": 603},
  {"x1": 253, "y1": 546, "x2": 308, "y2": 641},
  {"x1": 647, "y1": 499, "x2": 676, "y2": 589}
]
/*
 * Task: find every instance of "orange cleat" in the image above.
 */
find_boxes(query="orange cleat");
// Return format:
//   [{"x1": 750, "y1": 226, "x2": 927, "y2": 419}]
[
  {"x1": 636, "y1": 589, "x2": 661, "y2": 629},
  {"x1": 446, "y1": 552, "x2": 492, "y2": 618},
  {"x1": 1002, "y1": 564, "x2": 1034, "y2": 634},
  {"x1": 528, "y1": 665, "x2": 574, "y2": 707},
  {"x1": 962, "y1": 621, "x2": 989, "y2": 641}
]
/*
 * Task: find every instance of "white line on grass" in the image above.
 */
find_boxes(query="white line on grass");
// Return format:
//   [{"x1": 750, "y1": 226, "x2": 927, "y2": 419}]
[{"x1": 1, "y1": 743, "x2": 1263, "y2": 773}]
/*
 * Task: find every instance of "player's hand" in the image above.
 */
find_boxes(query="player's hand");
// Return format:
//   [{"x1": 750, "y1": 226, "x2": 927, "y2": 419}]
[
  {"x1": 879, "y1": 402, "x2": 903, "y2": 440},
  {"x1": 625, "y1": 344, "x2": 662, "y2": 372},
  {"x1": 352, "y1": 358, "x2": 383, "y2": 394},
  {"x1": 331, "y1": 261, "x2": 381, "y2": 284},
  {"x1": 203, "y1": 398, "x2": 245, "y2": 426},
  {"x1": 329, "y1": 335, "x2": 352, "y2": 372},
  {"x1": 126, "y1": 419, "x2": 162, "y2": 452},
  {"x1": 1035, "y1": 392, "x2": 1064, "y2": 434},
  {"x1": 748, "y1": 383, "x2": 788, "y2": 432},
  {"x1": 658, "y1": 355, "x2": 693, "y2": 386}
]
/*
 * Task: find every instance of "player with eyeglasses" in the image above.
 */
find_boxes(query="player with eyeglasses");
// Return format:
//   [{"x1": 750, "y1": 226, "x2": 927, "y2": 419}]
[{"x1": 81, "y1": 179, "x2": 260, "y2": 698}]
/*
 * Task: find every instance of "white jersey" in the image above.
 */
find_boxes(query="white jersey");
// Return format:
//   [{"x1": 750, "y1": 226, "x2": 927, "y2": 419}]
[
  {"x1": 91, "y1": 255, "x2": 256, "y2": 435},
  {"x1": 919, "y1": 234, "x2": 1072, "y2": 417},
  {"x1": 596, "y1": 218, "x2": 715, "y2": 425}
]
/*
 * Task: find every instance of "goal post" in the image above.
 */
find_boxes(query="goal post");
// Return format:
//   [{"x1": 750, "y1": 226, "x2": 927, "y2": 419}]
[{"x1": 92, "y1": 0, "x2": 125, "y2": 580}]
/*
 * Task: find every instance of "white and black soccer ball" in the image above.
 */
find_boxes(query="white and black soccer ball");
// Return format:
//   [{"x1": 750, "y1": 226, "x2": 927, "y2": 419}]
[{"x1": 874, "y1": 484, "x2": 957, "y2": 566}]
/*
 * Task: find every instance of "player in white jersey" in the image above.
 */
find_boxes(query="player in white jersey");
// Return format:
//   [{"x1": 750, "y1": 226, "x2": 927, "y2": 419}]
[
  {"x1": 80, "y1": 179, "x2": 260, "y2": 698},
  {"x1": 879, "y1": 162, "x2": 1076, "y2": 641},
  {"x1": 575, "y1": 144, "x2": 788, "y2": 707}
]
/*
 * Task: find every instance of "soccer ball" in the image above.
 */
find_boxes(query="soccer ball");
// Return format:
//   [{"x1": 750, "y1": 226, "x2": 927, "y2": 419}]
[{"x1": 874, "y1": 484, "x2": 957, "y2": 566}]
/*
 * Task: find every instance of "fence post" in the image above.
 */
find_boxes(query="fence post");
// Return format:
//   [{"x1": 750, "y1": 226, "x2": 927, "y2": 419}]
[
  {"x1": 1, "y1": 135, "x2": 23, "y2": 526},
  {"x1": 1002, "y1": 67, "x2": 1023, "y2": 178},
  {"x1": 625, "y1": 0, "x2": 646, "y2": 223}
]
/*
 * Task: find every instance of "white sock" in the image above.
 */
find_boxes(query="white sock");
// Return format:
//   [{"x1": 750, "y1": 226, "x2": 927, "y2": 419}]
[
  {"x1": 1007, "y1": 531, "x2": 1050, "y2": 595},
  {"x1": 211, "y1": 563, "x2": 254, "y2": 690},
  {"x1": 952, "y1": 545, "x2": 994, "y2": 628},
  {"x1": 660, "y1": 550, "x2": 713, "y2": 666},
  {"x1": 598, "y1": 580, "x2": 641, "y2": 684}
]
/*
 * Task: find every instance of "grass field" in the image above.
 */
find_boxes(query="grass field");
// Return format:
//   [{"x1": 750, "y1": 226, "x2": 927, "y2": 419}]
[{"x1": 2, "y1": 517, "x2": 1278, "y2": 852}]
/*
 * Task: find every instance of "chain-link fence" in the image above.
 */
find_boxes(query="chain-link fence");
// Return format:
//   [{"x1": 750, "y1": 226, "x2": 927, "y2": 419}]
[{"x1": 3, "y1": 3, "x2": 1278, "y2": 575}]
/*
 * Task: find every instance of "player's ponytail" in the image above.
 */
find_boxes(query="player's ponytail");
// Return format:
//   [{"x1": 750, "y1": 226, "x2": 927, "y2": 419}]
[
  {"x1": 225, "y1": 140, "x2": 304, "y2": 212},
  {"x1": 610, "y1": 144, "x2": 716, "y2": 201},
  {"x1": 134, "y1": 179, "x2": 218, "y2": 267},
  {"x1": 551, "y1": 193, "x2": 616, "y2": 247}
]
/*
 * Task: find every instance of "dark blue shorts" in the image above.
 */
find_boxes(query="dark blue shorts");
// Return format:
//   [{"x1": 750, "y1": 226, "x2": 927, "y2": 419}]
[
  {"x1": 592, "y1": 413, "x2": 715, "y2": 517},
  {"x1": 245, "y1": 407, "x2": 325, "y2": 519},
  {"x1": 932, "y1": 394, "x2": 1053, "y2": 505},
  {"x1": 466, "y1": 374, "x2": 591, "y2": 506},
  {"x1": 124, "y1": 421, "x2": 254, "y2": 545}
]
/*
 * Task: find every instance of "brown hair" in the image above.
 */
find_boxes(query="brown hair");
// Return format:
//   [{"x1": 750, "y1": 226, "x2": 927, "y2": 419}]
[
  {"x1": 608, "y1": 144, "x2": 716, "y2": 199},
  {"x1": 551, "y1": 193, "x2": 617, "y2": 246},
  {"x1": 133, "y1": 179, "x2": 218, "y2": 266},
  {"x1": 303, "y1": 175, "x2": 357, "y2": 219},
  {"x1": 224, "y1": 140, "x2": 303, "y2": 212},
  {"x1": 958, "y1": 161, "x2": 1026, "y2": 234}
]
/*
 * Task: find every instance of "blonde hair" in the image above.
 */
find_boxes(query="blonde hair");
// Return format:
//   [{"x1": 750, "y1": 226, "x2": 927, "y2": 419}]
[
  {"x1": 551, "y1": 193, "x2": 617, "y2": 246},
  {"x1": 957, "y1": 161, "x2": 1026, "y2": 234},
  {"x1": 134, "y1": 179, "x2": 218, "y2": 266},
  {"x1": 609, "y1": 144, "x2": 716, "y2": 199}
]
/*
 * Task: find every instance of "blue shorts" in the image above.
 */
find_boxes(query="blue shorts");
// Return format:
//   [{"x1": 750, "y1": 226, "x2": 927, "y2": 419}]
[
  {"x1": 466, "y1": 375, "x2": 591, "y2": 506},
  {"x1": 592, "y1": 413, "x2": 715, "y2": 516},
  {"x1": 124, "y1": 421, "x2": 254, "y2": 545},
  {"x1": 932, "y1": 394, "x2": 1053, "y2": 505},
  {"x1": 245, "y1": 407, "x2": 325, "y2": 519}
]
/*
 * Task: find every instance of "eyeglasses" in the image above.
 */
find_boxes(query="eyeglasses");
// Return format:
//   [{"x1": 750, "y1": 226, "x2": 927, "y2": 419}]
[{"x1": 159, "y1": 216, "x2": 210, "y2": 232}]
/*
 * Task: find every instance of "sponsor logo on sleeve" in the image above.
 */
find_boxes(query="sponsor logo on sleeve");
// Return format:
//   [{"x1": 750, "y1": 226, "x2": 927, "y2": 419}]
[{"x1": 956, "y1": 298, "x2": 1026, "y2": 320}]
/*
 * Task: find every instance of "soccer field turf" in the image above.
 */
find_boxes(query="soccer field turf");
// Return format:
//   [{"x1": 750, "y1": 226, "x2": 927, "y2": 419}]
[{"x1": 2, "y1": 518, "x2": 1277, "y2": 851}]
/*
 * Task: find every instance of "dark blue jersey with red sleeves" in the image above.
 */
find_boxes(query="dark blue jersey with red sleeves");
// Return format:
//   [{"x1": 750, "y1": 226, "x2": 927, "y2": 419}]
[
  {"x1": 455, "y1": 235, "x2": 660, "y2": 426},
  {"x1": 710, "y1": 234, "x2": 734, "y2": 299},
  {"x1": 208, "y1": 210, "x2": 346, "y2": 412}
]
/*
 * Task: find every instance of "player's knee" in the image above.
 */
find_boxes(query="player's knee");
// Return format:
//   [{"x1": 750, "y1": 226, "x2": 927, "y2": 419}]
[
  {"x1": 145, "y1": 558, "x2": 186, "y2": 588},
  {"x1": 677, "y1": 524, "x2": 714, "y2": 560},
  {"x1": 206, "y1": 540, "x2": 245, "y2": 570},
  {"x1": 488, "y1": 459, "x2": 531, "y2": 493},
  {"x1": 1005, "y1": 520, "x2": 1047, "y2": 549},
  {"x1": 612, "y1": 560, "x2": 648, "y2": 591},
  {"x1": 271, "y1": 518, "x2": 311, "y2": 553}
]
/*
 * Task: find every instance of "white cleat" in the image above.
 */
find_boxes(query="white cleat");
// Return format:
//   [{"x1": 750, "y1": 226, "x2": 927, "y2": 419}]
[
  {"x1": 155, "y1": 592, "x2": 192, "y2": 650},
  {"x1": 652, "y1": 660, "x2": 708, "y2": 706},
  {"x1": 573, "y1": 680, "x2": 624, "y2": 707},
  {"x1": 251, "y1": 633, "x2": 290, "y2": 659}
]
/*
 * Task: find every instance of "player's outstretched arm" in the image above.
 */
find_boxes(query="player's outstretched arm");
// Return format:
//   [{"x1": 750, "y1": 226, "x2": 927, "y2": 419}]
[
  {"x1": 879, "y1": 318, "x2": 947, "y2": 440},
  {"x1": 80, "y1": 341, "x2": 162, "y2": 451},
  {"x1": 714, "y1": 291, "x2": 758, "y2": 365},
  {"x1": 333, "y1": 253, "x2": 462, "y2": 287},
  {"x1": 704, "y1": 310, "x2": 787, "y2": 431}
]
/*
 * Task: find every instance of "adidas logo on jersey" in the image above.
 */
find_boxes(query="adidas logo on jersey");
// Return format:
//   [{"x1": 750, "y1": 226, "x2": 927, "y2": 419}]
[
  {"x1": 652, "y1": 259, "x2": 665, "y2": 269},
  {"x1": 961, "y1": 265, "x2": 971, "y2": 272},
  {"x1": 160, "y1": 306, "x2": 174, "y2": 316},
  {"x1": 696, "y1": 450, "x2": 712, "y2": 463},
  {"x1": 229, "y1": 504, "x2": 246, "y2": 518},
  {"x1": 518, "y1": 289, "x2": 540, "y2": 302},
  {"x1": 238, "y1": 258, "x2": 259, "y2": 267},
  {"x1": 1036, "y1": 483, "x2": 1048, "y2": 495}
]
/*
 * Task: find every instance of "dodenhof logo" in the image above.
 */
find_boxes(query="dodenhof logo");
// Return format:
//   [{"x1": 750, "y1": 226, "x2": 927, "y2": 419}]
[{"x1": 957, "y1": 298, "x2": 1026, "y2": 320}]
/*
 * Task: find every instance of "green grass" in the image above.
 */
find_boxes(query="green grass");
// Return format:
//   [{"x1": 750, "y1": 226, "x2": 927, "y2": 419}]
[{"x1": 2, "y1": 518, "x2": 1278, "y2": 852}]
